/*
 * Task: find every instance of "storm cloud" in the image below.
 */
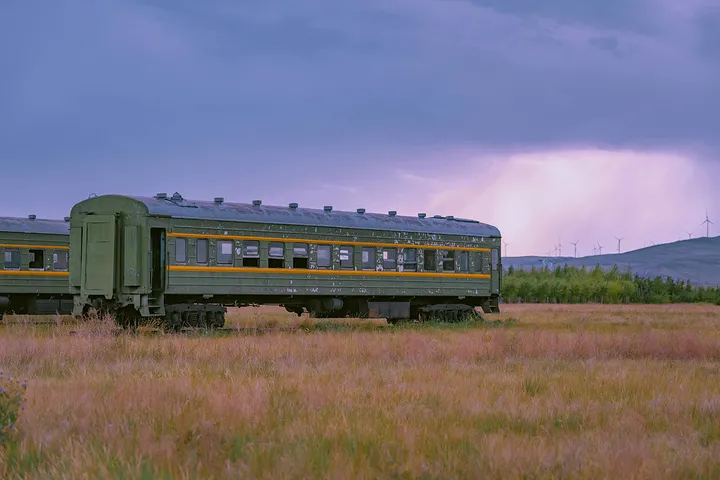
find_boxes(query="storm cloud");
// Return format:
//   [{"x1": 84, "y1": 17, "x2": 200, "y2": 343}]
[{"x1": 2, "y1": 0, "x2": 718, "y2": 155}]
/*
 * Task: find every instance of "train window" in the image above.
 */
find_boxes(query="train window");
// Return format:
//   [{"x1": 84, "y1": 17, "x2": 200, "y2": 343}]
[
  {"x1": 53, "y1": 250, "x2": 68, "y2": 271},
  {"x1": 293, "y1": 243, "x2": 308, "y2": 268},
  {"x1": 317, "y1": 245, "x2": 331, "y2": 268},
  {"x1": 361, "y1": 247, "x2": 375, "y2": 270},
  {"x1": 242, "y1": 240, "x2": 259, "y2": 267},
  {"x1": 217, "y1": 240, "x2": 233, "y2": 265},
  {"x1": 197, "y1": 239, "x2": 208, "y2": 264},
  {"x1": 268, "y1": 242, "x2": 284, "y2": 268},
  {"x1": 4, "y1": 249, "x2": 20, "y2": 269},
  {"x1": 441, "y1": 250, "x2": 455, "y2": 272},
  {"x1": 424, "y1": 249, "x2": 436, "y2": 271},
  {"x1": 402, "y1": 249, "x2": 417, "y2": 271},
  {"x1": 382, "y1": 248, "x2": 396, "y2": 270},
  {"x1": 459, "y1": 251, "x2": 469, "y2": 273},
  {"x1": 474, "y1": 252, "x2": 483, "y2": 272},
  {"x1": 339, "y1": 246, "x2": 353, "y2": 269},
  {"x1": 29, "y1": 249, "x2": 44, "y2": 270},
  {"x1": 175, "y1": 238, "x2": 187, "y2": 263}
]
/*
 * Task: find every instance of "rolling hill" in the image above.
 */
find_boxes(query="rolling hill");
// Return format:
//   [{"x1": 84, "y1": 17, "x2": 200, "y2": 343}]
[{"x1": 504, "y1": 236, "x2": 720, "y2": 287}]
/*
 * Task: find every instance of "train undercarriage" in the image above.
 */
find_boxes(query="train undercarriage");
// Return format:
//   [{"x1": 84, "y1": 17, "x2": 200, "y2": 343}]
[
  {"x1": 77, "y1": 294, "x2": 500, "y2": 330},
  {"x1": 0, "y1": 294, "x2": 74, "y2": 321}
]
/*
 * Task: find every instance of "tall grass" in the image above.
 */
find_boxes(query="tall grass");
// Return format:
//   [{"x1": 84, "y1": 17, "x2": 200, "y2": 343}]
[{"x1": 0, "y1": 304, "x2": 719, "y2": 479}]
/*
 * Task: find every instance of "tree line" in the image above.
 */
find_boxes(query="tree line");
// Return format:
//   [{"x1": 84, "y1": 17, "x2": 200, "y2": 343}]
[{"x1": 500, "y1": 264, "x2": 720, "y2": 305}]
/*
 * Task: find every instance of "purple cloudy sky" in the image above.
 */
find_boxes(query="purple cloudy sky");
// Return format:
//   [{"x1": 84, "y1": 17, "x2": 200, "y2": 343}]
[{"x1": 1, "y1": 0, "x2": 718, "y2": 255}]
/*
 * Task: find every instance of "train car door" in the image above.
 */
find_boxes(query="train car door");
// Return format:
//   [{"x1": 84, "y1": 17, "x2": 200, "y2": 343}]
[
  {"x1": 81, "y1": 214, "x2": 117, "y2": 299},
  {"x1": 150, "y1": 228, "x2": 166, "y2": 293},
  {"x1": 491, "y1": 246, "x2": 501, "y2": 294}
]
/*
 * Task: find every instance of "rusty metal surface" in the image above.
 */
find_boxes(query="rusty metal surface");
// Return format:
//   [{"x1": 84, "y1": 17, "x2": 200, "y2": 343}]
[
  {"x1": 0, "y1": 216, "x2": 70, "y2": 235},
  {"x1": 125, "y1": 193, "x2": 501, "y2": 237}
]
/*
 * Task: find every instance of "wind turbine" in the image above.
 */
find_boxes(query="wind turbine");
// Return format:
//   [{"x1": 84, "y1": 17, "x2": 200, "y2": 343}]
[
  {"x1": 569, "y1": 240, "x2": 579, "y2": 258},
  {"x1": 687, "y1": 232, "x2": 693, "y2": 239},
  {"x1": 556, "y1": 240, "x2": 563, "y2": 257},
  {"x1": 701, "y1": 211, "x2": 714, "y2": 237},
  {"x1": 596, "y1": 241, "x2": 603, "y2": 255},
  {"x1": 614, "y1": 236, "x2": 623, "y2": 254},
  {"x1": 503, "y1": 241, "x2": 509, "y2": 258}
]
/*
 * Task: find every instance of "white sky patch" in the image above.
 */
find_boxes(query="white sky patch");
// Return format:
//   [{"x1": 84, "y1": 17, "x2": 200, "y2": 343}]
[{"x1": 391, "y1": 149, "x2": 718, "y2": 257}]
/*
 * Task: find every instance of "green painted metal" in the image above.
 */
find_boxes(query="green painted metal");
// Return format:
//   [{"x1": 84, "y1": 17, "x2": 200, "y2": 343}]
[
  {"x1": 123, "y1": 225, "x2": 141, "y2": 287},
  {"x1": 81, "y1": 214, "x2": 117, "y2": 299}
]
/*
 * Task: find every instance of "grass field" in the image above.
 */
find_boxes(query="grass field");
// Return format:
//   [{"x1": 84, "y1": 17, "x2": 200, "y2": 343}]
[{"x1": 1, "y1": 303, "x2": 719, "y2": 479}]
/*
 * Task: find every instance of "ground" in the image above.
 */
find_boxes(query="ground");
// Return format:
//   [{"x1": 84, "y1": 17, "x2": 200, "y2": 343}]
[{"x1": 0, "y1": 303, "x2": 719, "y2": 479}]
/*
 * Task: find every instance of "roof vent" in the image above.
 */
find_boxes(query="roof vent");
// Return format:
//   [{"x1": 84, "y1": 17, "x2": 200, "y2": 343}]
[
  {"x1": 252, "y1": 200, "x2": 262, "y2": 206},
  {"x1": 388, "y1": 210, "x2": 397, "y2": 216},
  {"x1": 155, "y1": 192, "x2": 167, "y2": 199},
  {"x1": 433, "y1": 215, "x2": 444, "y2": 219},
  {"x1": 418, "y1": 213, "x2": 426, "y2": 218},
  {"x1": 28, "y1": 214, "x2": 36, "y2": 220},
  {"x1": 357, "y1": 208, "x2": 365, "y2": 214},
  {"x1": 324, "y1": 205, "x2": 333, "y2": 212},
  {"x1": 214, "y1": 197, "x2": 224, "y2": 204},
  {"x1": 171, "y1": 192, "x2": 183, "y2": 201},
  {"x1": 289, "y1": 202, "x2": 298, "y2": 209},
  {"x1": 64, "y1": 216, "x2": 70, "y2": 222},
  {"x1": 446, "y1": 215, "x2": 454, "y2": 220}
]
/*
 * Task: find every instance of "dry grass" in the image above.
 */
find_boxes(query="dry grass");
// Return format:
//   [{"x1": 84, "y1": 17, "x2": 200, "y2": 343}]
[{"x1": 1, "y1": 303, "x2": 719, "y2": 479}]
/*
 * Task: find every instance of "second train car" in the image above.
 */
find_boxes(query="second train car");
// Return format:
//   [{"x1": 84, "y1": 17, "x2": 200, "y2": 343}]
[
  {"x1": 68, "y1": 192, "x2": 502, "y2": 329},
  {"x1": 0, "y1": 215, "x2": 73, "y2": 320}
]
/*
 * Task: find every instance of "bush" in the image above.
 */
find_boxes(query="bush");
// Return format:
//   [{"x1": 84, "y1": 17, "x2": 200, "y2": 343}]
[
  {"x1": 0, "y1": 372, "x2": 27, "y2": 444},
  {"x1": 502, "y1": 264, "x2": 720, "y2": 305}
]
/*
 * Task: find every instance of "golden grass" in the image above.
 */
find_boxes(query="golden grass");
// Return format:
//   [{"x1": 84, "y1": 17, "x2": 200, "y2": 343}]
[{"x1": 1, "y1": 303, "x2": 719, "y2": 479}]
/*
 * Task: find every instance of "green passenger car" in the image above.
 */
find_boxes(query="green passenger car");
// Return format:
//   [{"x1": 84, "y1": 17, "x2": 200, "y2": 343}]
[
  {"x1": 0, "y1": 215, "x2": 73, "y2": 319},
  {"x1": 69, "y1": 192, "x2": 502, "y2": 329}
]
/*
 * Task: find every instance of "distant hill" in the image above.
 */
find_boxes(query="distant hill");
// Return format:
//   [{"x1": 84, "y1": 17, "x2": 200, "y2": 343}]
[{"x1": 504, "y1": 236, "x2": 720, "y2": 287}]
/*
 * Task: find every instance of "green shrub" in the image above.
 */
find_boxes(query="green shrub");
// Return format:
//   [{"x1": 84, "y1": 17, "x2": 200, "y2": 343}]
[{"x1": 0, "y1": 372, "x2": 27, "y2": 444}]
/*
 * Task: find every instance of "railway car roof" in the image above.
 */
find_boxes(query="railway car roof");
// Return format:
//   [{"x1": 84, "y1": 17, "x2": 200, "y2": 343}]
[
  {"x1": 0, "y1": 216, "x2": 70, "y2": 235},
  {"x1": 117, "y1": 193, "x2": 501, "y2": 237}
]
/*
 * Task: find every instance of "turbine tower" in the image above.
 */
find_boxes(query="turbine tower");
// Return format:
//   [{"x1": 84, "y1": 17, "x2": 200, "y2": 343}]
[
  {"x1": 569, "y1": 240, "x2": 579, "y2": 258},
  {"x1": 503, "y1": 241, "x2": 509, "y2": 258},
  {"x1": 687, "y1": 232, "x2": 693, "y2": 239},
  {"x1": 596, "y1": 241, "x2": 603, "y2": 255},
  {"x1": 614, "y1": 236, "x2": 623, "y2": 254},
  {"x1": 701, "y1": 211, "x2": 714, "y2": 237}
]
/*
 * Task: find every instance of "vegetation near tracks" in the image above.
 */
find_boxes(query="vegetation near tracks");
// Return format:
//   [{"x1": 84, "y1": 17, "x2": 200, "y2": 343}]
[
  {"x1": 0, "y1": 304, "x2": 719, "y2": 479},
  {"x1": 502, "y1": 264, "x2": 720, "y2": 305}
]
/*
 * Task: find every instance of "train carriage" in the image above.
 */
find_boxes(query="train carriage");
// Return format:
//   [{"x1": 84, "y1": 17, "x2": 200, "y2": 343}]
[
  {"x1": 0, "y1": 215, "x2": 73, "y2": 319},
  {"x1": 69, "y1": 192, "x2": 502, "y2": 329}
]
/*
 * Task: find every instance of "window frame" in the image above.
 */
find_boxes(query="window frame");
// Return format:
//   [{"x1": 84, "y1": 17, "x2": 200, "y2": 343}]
[
  {"x1": 217, "y1": 240, "x2": 234, "y2": 266},
  {"x1": 382, "y1": 248, "x2": 397, "y2": 270},
  {"x1": 440, "y1": 250, "x2": 455, "y2": 272},
  {"x1": 317, "y1": 245, "x2": 332, "y2": 268},
  {"x1": 402, "y1": 248, "x2": 417, "y2": 271},
  {"x1": 339, "y1": 245, "x2": 354, "y2": 269},
  {"x1": 53, "y1": 249, "x2": 69, "y2": 271},
  {"x1": 28, "y1": 248, "x2": 44, "y2": 270},
  {"x1": 458, "y1": 251, "x2": 469, "y2": 273},
  {"x1": 175, "y1": 238, "x2": 187, "y2": 264},
  {"x1": 4, "y1": 248, "x2": 20, "y2": 270},
  {"x1": 361, "y1": 247, "x2": 375, "y2": 270},
  {"x1": 424, "y1": 249, "x2": 437, "y2": 271},
  {"x1": 196, "y1": 239, "x2": 209, "y2": 265}
]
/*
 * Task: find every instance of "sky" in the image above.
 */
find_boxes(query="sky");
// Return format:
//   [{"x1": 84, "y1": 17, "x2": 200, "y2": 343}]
[{"x1": 1, "y1": 0, "x2": 719, "y2": 257}]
